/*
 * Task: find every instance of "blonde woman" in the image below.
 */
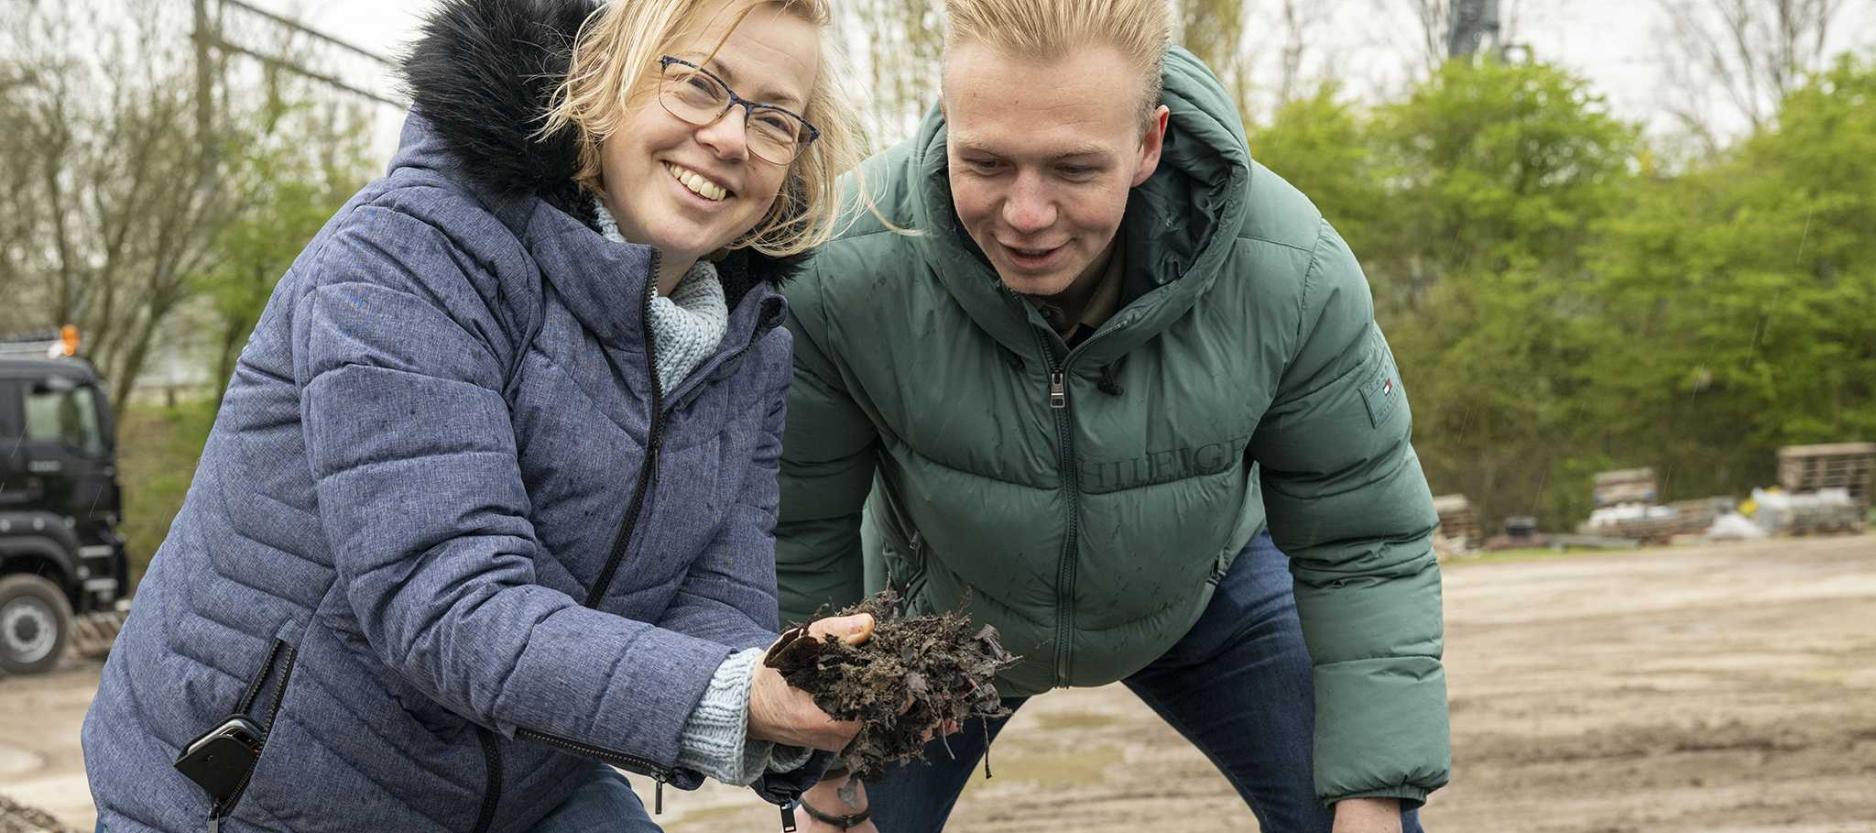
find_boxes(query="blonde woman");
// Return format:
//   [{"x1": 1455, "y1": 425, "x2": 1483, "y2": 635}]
[{"x1": 82, "y1": 0, "x2": 870, "y2": 831}]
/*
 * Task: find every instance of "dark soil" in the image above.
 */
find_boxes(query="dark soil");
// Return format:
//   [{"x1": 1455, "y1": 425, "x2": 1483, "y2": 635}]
[{"x1": 766, "y1": 591, "x2": 1018, "y2": 778}]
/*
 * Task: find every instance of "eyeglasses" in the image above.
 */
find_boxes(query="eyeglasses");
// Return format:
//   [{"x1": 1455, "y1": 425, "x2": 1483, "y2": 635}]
[{"x1": 656, "y1": 56, "x2": 819, "y2": 165}]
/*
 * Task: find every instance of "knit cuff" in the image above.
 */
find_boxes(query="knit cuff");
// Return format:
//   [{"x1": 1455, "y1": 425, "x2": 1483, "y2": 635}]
[
  {"x1": 676, "y1": 648, "x2": 775, "y2": 786},
  {"x1": 769, "y1": 744, "x2": 814, "y2": 774}
]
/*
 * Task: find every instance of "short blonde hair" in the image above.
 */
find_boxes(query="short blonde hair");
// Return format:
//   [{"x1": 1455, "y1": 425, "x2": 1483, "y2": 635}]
[
  {"x1": 944, "y1": 0, "x2": 1170, "y2": 121},
  {"x1": 543, "y1": 0, "x2": 865, "y2": 257}
]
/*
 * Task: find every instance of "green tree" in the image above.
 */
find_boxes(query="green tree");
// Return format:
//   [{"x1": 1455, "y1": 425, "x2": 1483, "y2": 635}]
[
  {"x1": 1365, "y1": 60, "x2": 1640, "y2": 528},
  {"x1": 1588, "y1": 55, "x2": 1876, "y2": 499},
  {"x1": 0, "y1": 0, "x2": 377, "y2": 405},
  {"x1": 196, "y1": 95, "x2": 373, "y2": 401},
  {"x1": 1249, "y1": 83, "x2": 1384, "y2": 258}
]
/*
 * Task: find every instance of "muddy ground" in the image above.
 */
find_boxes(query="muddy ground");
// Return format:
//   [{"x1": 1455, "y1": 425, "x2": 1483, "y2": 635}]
[{"x1": 5, "y1": 535, "x2": 1874, "y2": 833}]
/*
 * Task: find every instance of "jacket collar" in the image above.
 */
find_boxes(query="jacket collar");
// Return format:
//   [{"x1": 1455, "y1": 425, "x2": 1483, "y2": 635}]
[{"x1": 519, "y1": 193, "x2": 783, "y2": 360}]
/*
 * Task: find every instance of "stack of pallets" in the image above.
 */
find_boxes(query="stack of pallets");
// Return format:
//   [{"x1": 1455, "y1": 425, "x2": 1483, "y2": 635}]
[
  {"x1": 70, "y1": 607, "x2": 129, "y2": 658},
  {"x1": 1778, "y1": 443, "x2": 1876, "y2": 509},
  {"x1": 1593, "y1": 468, "x2": 1658, "y2": 507}
]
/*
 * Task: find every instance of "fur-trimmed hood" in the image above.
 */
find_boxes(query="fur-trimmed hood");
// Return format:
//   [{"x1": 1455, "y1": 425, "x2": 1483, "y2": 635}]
[
  {"x1": 402, "y1": 0, "x2": 601, "y2": 225},
  {"x1": 399, "y1": 0, "x2": 800, "y2": 286}
]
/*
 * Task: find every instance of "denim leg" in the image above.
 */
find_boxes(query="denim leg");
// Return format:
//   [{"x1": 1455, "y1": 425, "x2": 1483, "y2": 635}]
[
  {"x1": 859, "y1": 698, "x2": 1025, "y2": 833},
  {"x1": 528, "y1": 765, "x2": 663, "y2": 833},
  {"x1": 1123, "y1": 531, "x2": 1425, "y2": 833}
]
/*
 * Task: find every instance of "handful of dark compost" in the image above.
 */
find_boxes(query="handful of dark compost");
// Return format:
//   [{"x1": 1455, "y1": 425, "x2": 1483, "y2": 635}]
[{"x1": 766, "y1": 591, "x2": 1018, "y2": 779}]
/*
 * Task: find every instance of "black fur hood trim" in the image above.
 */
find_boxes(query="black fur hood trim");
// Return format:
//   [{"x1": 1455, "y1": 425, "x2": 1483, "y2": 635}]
[{"x1": 399, "y1": 0, "x2": 803, "y2": 287}]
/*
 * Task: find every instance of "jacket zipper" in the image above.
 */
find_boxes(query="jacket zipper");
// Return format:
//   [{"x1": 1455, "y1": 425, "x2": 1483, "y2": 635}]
[
  {"x1": 208, "y1": 639, "x2": 301, "y2": 830},
  {"x1": 486, "y1": 255, "x2": 674, "y2": 832},
  {"x1": 1035, "y1": 332, "x2": 1079, "y2": 687},
  {"x1": 584, "y1": 255, "x2": 668, "y2": 607},
  {"x1": 472, "y1": 728, "x2": 502, "y2": 833},
  {"x1": 513, "y1": 722, "x2": 802, "y2": 823},
  {"x1": 514, "y1": 727, "x2": 675, "y2": 810},
  {"x1": 510, "y1": 257, "x2": 801, "y2": 824}
]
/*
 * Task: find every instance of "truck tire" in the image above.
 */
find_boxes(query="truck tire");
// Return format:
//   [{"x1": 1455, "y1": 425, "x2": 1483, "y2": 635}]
[{"x1": 0, "y1": 574, "x2": 72, "y2": 675}]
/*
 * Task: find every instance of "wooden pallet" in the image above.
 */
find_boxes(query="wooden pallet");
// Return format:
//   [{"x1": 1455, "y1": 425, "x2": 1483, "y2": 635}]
[
  {"x1": 1593, "y1": 468, "x2": 1658, "y2": 507},
  {"x1": 69, "y1": 608, "x2": 127, "y2": 658},
  {"x1": 1778, "y1": 443, "x2": 1875, "y2": 507}
]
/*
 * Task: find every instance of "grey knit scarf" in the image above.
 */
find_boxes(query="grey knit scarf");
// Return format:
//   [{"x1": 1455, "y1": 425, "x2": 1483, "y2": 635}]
[{"x1": 592, "y1": 198, "x2": 728, "y2": 395}]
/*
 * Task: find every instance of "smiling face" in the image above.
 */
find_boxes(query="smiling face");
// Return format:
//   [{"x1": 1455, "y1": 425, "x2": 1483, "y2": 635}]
[
  {"x1": 599, "y1": 2, "x2": 819, "y2": 267},
  {"x1": 943, "y1": 41, "x2": 1168, "y2": 299}
]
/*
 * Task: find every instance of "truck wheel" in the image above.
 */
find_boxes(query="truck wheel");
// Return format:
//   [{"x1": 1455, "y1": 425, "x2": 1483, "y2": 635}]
[{"x1": 0, "y1": 574, "x2": 73, "y2": 675}]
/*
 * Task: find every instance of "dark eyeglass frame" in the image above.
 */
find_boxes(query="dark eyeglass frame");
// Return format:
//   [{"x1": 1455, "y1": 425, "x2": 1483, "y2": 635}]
[{"x1": 657, "y1": 55, "x2": 820, "y2": 163}]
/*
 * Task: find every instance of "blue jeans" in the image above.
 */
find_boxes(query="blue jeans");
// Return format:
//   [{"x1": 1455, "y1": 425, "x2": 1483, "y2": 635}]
[
  {"x1": 862, "y1": 532, "x2": 1425, "y2": 833},
  {"x1": 529, "y1": 765, "x2": 661, "y2": 833}
]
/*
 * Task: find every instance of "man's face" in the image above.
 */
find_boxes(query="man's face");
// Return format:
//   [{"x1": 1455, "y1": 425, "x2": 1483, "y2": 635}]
[{"x1": 942, "y1": 41, "x2": 1168, "y2": 298}]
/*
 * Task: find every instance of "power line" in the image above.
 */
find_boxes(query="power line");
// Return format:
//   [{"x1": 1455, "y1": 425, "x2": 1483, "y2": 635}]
[
  {"x1": 196, "y1": 0, "x2": 405, "y2": 112},
  {"x1": 209, "y1": 36, "x2": 404, "y2": 108},
  {"x1": 219, "y1": 0, "x2": 397, "y2": 68}
]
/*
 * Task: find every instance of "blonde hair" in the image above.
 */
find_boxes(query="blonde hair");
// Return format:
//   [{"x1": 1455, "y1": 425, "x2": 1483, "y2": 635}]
[
  {"x1": 944, "y1": 0, "x2": 1170, "y2": 121},
  {"x1": 542, "y1": 0, "x2": 866, "y2": 257}
]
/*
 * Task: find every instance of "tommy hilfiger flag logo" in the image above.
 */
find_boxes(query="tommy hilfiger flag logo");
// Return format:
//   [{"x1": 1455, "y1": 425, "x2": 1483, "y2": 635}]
[{"x1": 1363, "y1": 369, "x2": 1400, "y2": 427}]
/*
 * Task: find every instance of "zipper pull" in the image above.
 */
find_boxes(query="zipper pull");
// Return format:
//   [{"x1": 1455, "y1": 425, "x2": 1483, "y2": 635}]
[
  {"x1": 208, "y1": 819, "x2": 219, "y2": 833},
  {"x1": 654, "y1": 777, "x2": 665, "y2": 814},
  {"x1": 1048, "y1": 370, "x2": 1067, "y2": 409},
  {"x1": 780, "y1": 799, "x2": 799, "y2": 832}
]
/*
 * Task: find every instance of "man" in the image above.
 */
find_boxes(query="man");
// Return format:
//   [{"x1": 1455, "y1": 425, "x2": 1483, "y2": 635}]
[{"x1": 774, "y1": 0, "x2": 1450, "y2": 829}]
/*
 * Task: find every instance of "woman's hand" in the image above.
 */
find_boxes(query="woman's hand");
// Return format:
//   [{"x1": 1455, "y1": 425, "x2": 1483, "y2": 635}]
[{"x1": 748, "y1": 614, "x2": 876, "y2": 750}]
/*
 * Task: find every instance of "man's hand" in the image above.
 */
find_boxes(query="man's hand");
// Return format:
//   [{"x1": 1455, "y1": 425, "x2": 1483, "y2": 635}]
[
  {"x1": 796, "y1": 772, "x2": 876, "y2": 833},
  {"x1": 1332, "y1": 797, "x2": 1402, "y2": 833},
  {"x1": 749, "y1": 614, "x2": 876, "y2": 750}
]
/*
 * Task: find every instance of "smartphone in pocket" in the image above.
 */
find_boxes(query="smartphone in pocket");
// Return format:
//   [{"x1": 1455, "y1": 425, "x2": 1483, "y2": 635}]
[{"x1": 174, "y1": 715, "x2": 266, "y2": 805}]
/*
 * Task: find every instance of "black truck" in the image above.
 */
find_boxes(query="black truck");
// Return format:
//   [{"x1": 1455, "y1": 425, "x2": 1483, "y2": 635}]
[{"x1": 0, "y1": 332, "x2": 131, "y2": 675}]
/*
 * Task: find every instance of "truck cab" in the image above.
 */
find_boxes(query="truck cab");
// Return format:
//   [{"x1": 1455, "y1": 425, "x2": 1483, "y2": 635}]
[{"x1": 0, "y1": 335, "x2": 131, "y2": 675}]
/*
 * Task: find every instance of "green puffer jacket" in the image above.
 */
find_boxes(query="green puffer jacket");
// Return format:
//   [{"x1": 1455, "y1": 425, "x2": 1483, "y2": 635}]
[{"x1": 775, "y1": 48, "x2": 1450, "y2": 804}]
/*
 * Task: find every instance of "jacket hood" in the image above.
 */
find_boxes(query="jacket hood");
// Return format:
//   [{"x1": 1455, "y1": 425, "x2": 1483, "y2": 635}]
[
  {"x1": 399, "y1": 0, "x2": 801, "y2": 288},
  {"x1": 401, "y1": 0, "x2": 599, "y2": 224}
]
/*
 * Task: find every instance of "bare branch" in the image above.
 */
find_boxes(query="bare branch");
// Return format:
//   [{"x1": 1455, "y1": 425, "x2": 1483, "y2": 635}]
[{"x1": 1653, "y1": 0, "x2": 1851, "y2": 139}]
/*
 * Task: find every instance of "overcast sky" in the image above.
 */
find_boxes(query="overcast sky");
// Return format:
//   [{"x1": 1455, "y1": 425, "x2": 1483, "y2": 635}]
[{"x1": 239, "y1": 0, "x2": 1873, "y2": 161}]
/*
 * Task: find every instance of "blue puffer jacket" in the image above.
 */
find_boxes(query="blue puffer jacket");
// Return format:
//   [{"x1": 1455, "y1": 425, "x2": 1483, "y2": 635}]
[{"x1": 81, "y1": 1, "x2": 820, "y2": 831}]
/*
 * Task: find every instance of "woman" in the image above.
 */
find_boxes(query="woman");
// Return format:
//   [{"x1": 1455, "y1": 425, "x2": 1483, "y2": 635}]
[{"x1": 82, "y1": 0, "x2": 869, "y2": 830}]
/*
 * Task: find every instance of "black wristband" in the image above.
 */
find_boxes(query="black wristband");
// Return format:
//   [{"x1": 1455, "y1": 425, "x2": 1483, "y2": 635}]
[{"x1": 799, "y1": 798, "x2": 871, "y2": 830}]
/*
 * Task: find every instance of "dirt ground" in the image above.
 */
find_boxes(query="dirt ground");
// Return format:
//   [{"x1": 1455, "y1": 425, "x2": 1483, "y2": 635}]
[
  {"x1": 0, "y1": 662, "x2": 101, "y2": 832},
  {"x1": 4, "y1": 535, "x2": 1874, "y2": 833}
]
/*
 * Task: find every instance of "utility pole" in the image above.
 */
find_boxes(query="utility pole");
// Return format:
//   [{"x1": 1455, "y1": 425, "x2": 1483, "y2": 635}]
[
  {"x1": 193, "y1": 0, "x2": 217, "y2": 175},
  {"x1": 1446, "y1": 0, "x2": 1501, "y2": 58}
]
